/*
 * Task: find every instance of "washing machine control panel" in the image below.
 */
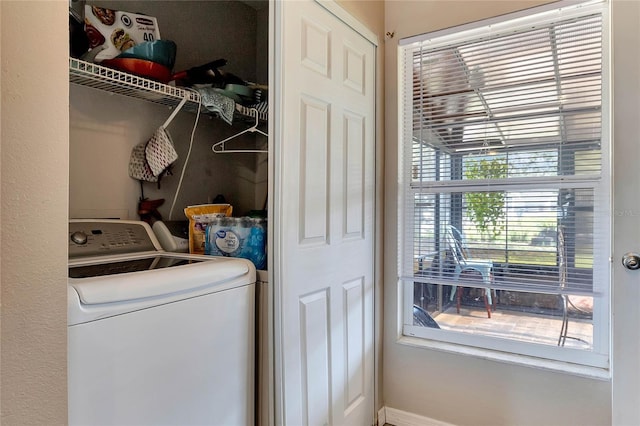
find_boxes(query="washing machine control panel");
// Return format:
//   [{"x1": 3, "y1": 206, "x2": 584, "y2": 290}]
[{"x1": 69, "y1": 220, "x2": 158, "y2": 259}]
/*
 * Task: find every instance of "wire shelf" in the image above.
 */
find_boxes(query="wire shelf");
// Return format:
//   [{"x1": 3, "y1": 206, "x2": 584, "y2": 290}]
[
  {"x1": 69, "y1": 57, "x2": 267, "y2": 128},
  {"x1": 69, "y1": 58, "x2": 201, "y2": 111}
]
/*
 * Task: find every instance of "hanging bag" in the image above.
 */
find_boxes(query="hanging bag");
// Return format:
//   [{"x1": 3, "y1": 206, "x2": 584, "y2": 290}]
[
  {"x1": 128, "y1": 140, "x2": 158, "y2": 182},
  {"x1": 128, "y1": 96, "x2": 188, "y2": 182}
]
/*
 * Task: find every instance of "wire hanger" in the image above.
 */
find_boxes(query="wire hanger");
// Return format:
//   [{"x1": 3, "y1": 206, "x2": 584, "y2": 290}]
[{"x1": 211, "y1": 107, "x2": 268, "y2": 153}]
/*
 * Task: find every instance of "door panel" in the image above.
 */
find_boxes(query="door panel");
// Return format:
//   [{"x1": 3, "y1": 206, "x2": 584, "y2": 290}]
[
  {"x1": 344, "y1": 111, "x2": 365, "y2": 239},
  {"x1": 275, "y1": 1, "x2": 376, "y2": 425},
  {"x1": 300, "y1": 289, "x2": 331, "y2": 425},
  {"x1": 299, "y1": 95, "x2": 330, "y2": 244},
  {"x1": 343, "y1": 277, "x2": 366, "y2": 413}
]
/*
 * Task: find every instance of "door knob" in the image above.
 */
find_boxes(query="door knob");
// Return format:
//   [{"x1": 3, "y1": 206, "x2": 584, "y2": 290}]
[{"x1": 622, "y1": 253, "x2": 640, "y2": 270}]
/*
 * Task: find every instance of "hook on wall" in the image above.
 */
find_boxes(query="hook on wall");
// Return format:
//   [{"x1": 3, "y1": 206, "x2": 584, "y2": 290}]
[{"x1": 386, "y1": 31, "x2": 395, "y2": 39}]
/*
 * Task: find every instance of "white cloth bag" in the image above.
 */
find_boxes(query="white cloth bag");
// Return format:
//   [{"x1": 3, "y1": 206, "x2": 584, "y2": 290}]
[{"x1": 128, "y1": 96, "x2": 188, "y2": 182}]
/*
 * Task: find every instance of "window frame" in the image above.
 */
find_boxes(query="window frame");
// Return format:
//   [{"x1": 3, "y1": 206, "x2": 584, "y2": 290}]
[{"x1": 397, "y1": 0, "x2": 611, "y2": 372}]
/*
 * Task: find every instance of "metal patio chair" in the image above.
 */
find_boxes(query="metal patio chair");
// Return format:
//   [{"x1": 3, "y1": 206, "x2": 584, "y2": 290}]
[
  {"x1": 446, "y1": 226, "x2": 495, "y2": 318},
  {"x1": 557, "y1": 227, "x2": 592, "y2": 346}
]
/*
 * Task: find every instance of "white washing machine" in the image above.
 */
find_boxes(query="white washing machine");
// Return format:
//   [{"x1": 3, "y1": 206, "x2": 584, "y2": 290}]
[{"x1": 67, "y1": 219, "x2": 255, "y2": 426}]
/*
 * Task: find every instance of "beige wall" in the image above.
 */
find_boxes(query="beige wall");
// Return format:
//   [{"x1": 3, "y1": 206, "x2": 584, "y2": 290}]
[
  {"x1": 337, "y1": 0, "x2": 384, "y2": 37},
  {"x1": 383, "y1": 1, "x2": 612, "y2": 425},
  {"x1": 1, "y1": 2, "x2": 69, "y2": 425}
]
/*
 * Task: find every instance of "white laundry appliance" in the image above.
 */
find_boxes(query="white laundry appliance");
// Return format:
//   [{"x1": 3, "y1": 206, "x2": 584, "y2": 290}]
[{"x1": 67, "y1": 219, "x2": 255, "y2": 426}]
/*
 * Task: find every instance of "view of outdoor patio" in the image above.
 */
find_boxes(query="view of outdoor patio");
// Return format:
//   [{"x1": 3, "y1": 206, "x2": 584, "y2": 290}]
[
  {"x1": 434, "y1": 304, "x2": 592, "y2": 350},
  {"x1": 409, "y1": 194, "x2": 597, "y2": 351},
  {"x1": 402, "y1": 12, "x2": 604, "y2": 354},
  {"x1": 408, "y1": 180, "x2": 597, "y2": 344},
  {"x1": 413, "y1": 283, "x2": 593, "y2": 349}
]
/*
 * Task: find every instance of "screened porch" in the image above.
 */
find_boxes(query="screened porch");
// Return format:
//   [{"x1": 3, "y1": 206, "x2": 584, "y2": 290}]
[{"x1": 403, "y1": 11, "x2": 605, "y2": 354}]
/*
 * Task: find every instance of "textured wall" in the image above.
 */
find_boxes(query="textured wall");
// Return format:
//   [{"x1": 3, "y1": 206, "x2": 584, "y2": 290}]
[
  {"x1": 337, "y1": 0, "x2": 384, "y2": 39},
  {"x1": 1, "y1": 1, "x2": 69, "y2": 425}
]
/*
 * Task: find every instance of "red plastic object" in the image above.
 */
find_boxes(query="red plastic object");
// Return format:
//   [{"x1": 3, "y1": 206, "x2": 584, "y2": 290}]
[{"x1": 101, "y1": 58, "x2": 172, "y2": 83}]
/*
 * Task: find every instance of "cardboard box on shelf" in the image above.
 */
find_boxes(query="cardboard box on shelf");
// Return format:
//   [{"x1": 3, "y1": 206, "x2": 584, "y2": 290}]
[{"x1": 84, "y1": 5, "x2": 161, "y2": 63}]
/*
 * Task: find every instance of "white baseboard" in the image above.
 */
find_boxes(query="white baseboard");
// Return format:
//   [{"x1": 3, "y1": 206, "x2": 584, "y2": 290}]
[
  {"x1": 378, "y1": 407, "x2": 456, "y2": 426},
  {"x1": 377, "y1": 407, "x2": 387, "y2": 425}
]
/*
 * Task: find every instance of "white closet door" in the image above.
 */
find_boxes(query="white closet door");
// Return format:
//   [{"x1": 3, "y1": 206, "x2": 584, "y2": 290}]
[{"x1": 274, "y1": 1, "x2": 376, "y2": 425}]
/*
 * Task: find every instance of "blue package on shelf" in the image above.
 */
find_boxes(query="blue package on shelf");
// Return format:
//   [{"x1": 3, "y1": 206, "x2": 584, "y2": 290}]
[{"x1": 205, "y1": 217, "x2": 267, "y2": 270}]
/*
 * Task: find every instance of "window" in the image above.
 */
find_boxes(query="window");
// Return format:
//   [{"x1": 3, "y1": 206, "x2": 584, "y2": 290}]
[{"x1": 399, "y1": 1, "x2": 610, "y2": 369}]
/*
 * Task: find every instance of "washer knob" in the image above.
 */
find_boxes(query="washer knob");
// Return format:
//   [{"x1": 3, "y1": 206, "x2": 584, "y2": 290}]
[{"x1": 70, "y1": 231, "x2": 88, "y2": 245}]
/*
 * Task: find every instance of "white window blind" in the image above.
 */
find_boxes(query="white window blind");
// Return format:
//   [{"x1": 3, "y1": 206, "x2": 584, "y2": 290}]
[{"x1": 399, "y1": 1, "x2": 610, "y2": 366}]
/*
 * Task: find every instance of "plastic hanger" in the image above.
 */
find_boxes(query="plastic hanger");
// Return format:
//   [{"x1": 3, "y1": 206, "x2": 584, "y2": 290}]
[
  {"x1": 212, "y1": 108, "x2": 268, "y2": 153},
  {"x1": 163, "y1": 96, "x2": 189, "y2": 128}
]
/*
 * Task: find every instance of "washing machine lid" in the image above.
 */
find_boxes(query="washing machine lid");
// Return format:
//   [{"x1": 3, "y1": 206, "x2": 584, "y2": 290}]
[
  {"x1": 69, "y1": 254, "x2": 251, "y2": 305},
  {"x1": 69, "y1": 254, "x2": 206, "y2": 278}
]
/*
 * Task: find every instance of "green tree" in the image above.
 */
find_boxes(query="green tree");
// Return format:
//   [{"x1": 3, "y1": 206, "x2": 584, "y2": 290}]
[{"x1": 464, "y1": 157, "x2": 507, "y2": 239}]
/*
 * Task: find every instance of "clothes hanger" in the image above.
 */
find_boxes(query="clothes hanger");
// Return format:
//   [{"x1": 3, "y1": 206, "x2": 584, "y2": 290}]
[
  {"x1": 211, "y1": 107, "x2": 268, "y2": 153},
  {"x1": 163, "y1": 95, "x2": 189, "y2": 128}
]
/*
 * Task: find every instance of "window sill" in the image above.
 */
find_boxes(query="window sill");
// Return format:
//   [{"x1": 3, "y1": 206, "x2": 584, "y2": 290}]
[{"x1": 397, "y1": 334, "x2": 611, "y2": 381}]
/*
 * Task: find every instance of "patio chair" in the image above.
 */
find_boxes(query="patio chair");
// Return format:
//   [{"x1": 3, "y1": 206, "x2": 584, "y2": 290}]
[
  {"x1": 446, "y1": 226, "x2": 495, "y2": 318},
  {"x1": 557, "y1": 227, "x2": 592, "y2": 346}
]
